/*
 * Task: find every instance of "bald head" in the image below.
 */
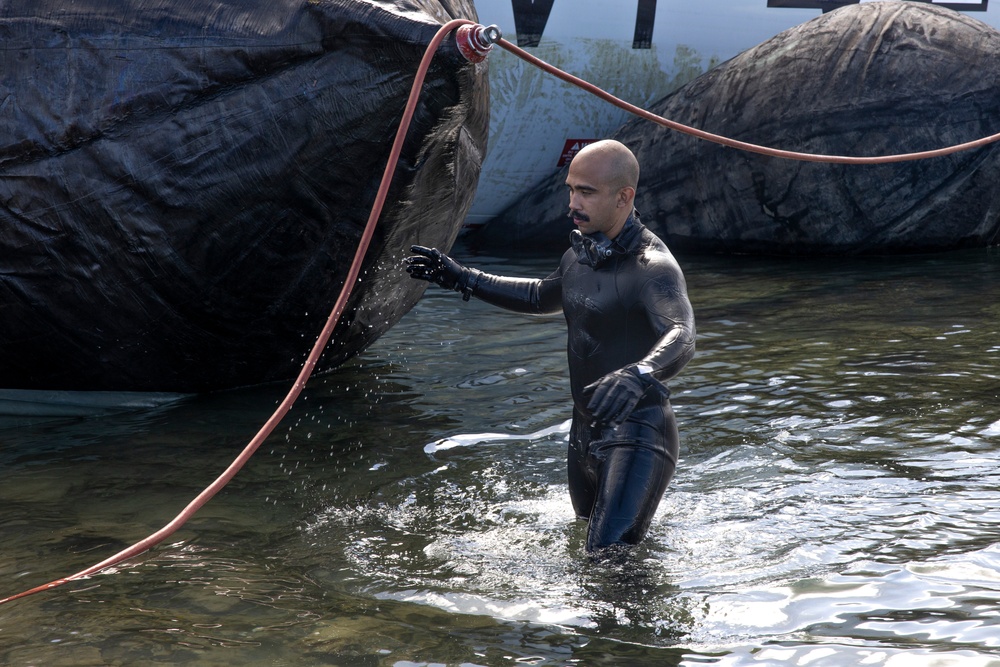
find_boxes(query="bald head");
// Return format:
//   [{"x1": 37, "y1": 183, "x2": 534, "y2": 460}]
[
  {"x1": 565, "y1": 140, "x2": 640, "y2": 239},
  {"x1": 574, "y1": 140, "x2": 640, "y2": 193}
]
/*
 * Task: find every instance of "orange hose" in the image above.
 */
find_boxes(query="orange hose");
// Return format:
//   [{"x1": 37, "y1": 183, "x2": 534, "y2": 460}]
[
  {"x1": 0, "y1": 17, "x2": 475, "y2": 607},
  {"x1": 10, "y1": 18, "x2": 993, "y2": 607},
  {"x1": 497, "y1": 37, "x2": 1000, "y2": 164}
]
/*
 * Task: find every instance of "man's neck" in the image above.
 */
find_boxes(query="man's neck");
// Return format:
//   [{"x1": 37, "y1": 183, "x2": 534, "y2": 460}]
[{"x1": 605, "y1": 209, "x2": 636, "y2": 240}]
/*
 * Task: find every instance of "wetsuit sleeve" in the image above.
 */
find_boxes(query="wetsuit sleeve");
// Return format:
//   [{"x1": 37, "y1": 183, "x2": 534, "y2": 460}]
[
  {"x1": 636, "y1": 261, "x2": 696, "y2": 382},
  {"x1": 453, "y1": 248, "x2": 568, "y2": 315},
  {"x1": 468, "y1": 269, "x2": 563, "y2": 315}
]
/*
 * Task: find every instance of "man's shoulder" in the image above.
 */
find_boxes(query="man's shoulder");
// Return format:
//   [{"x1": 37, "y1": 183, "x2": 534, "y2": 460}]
[
  {"x1": 635, "y1": 226, "x2": 678, "y2": 267},
  {"x1": 636, "y1": 225, "x2": 668, "y2": 250}
]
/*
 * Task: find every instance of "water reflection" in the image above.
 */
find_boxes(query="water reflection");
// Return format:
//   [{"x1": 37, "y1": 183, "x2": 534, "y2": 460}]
[{"x1": 1, "y1": 247, "x2": 1000, "y2": 665}]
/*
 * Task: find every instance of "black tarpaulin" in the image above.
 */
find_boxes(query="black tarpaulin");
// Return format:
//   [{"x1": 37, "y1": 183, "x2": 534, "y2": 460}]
[{"x1": 0, "y1": 0, "x2": 489, "y2": 391}]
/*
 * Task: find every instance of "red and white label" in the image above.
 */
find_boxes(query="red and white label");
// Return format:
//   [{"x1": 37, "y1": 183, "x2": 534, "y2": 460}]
[{"x1": 558, "y1": 139, "x2": 598, "y2": 167}]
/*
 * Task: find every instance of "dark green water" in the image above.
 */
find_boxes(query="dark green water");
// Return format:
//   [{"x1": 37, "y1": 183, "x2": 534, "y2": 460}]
[{"x1": 2, "y1": 246, "x2": 1000, "y2": 666}]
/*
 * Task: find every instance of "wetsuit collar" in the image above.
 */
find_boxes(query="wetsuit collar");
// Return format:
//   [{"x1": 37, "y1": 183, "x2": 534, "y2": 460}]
[{"x1": 570, "y1": 210, "x2": 642, "y2": 268}]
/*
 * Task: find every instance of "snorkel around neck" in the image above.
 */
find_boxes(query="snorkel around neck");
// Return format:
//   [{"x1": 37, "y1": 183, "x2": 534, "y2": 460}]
[{"x1": 570, "y1": 211, "x2": 640, "y2": 268}]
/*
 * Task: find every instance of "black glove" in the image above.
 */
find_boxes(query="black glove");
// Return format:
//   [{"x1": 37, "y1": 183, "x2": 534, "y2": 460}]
[
  {"x1": 584, "y1": 365, "x2": 670, "y2": 427},
  {"x1": 404, "y1": 245, "x2": 480, "y2": 300}
]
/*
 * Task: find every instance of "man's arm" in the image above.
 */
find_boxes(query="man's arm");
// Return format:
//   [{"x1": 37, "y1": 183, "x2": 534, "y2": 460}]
[
  {"x1": 405, "y1": 245, "x2": 563, "y2": 315},
  {"x1": 636, "y1": 265, "x2": 697, "y2": 382}
]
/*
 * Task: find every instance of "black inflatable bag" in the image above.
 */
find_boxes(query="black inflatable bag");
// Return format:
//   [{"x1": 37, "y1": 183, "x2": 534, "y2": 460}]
[
  {"x1": 478, "y1": 2, "x2": 1000, "y2": 255},
  {"x1": 0, "y1": 0, "x2": 488, "y2": 391}
]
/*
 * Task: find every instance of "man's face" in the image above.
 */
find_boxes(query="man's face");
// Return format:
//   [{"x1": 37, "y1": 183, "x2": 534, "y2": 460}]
[{"x1": 565, "y1": 152, "x2": 627, "y2": 238}]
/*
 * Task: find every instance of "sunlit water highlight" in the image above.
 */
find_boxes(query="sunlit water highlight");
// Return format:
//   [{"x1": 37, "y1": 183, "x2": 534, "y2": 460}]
[{"x1": 1, "y1": 246, "x2": 1000, "y2": 666}]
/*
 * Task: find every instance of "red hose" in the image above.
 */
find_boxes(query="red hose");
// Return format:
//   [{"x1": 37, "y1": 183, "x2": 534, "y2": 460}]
[
  {"x1": 496, "y1": 37, "x2": 1000, "y2": 164},
  {"x1": 8, "y1": 18, "x2": 996, "y2": 607},
  {"x1": 0, "y1": 17, "x2": 475, "y2": 607}
]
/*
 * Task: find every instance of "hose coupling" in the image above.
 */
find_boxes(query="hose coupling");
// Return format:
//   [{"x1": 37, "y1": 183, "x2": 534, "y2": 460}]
[{"x1": 456, "y1": 23, "x2": 502, "y2": 63}]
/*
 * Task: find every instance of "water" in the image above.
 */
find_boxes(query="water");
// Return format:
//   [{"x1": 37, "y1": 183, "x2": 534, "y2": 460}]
[{"x1": 2, "y1": 245, "x2": 1000, "y2": 666}]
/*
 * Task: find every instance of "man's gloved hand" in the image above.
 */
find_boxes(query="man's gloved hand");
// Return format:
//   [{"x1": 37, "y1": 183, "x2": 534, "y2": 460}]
[
  {"x1": 584, "y1": 365, "x2": 670, "y2": 427},
  {"x1": 404, "y1": 245, "x2": 479, "y2": 300}
]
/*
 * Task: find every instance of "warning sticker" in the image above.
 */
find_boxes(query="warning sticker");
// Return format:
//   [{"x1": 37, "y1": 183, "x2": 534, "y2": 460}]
[{"x1": 558, "y1": 139, "x2": 598, "y2": 167}]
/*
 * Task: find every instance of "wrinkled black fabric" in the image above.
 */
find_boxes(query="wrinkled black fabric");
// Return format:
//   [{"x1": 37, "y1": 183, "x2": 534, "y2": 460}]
[
  {"x1": 477, "y1": 2, "x2": 1000, "y2": 255},
  {"x1": 0, "y1": 0, "x2": 487, "y2": 392},
  {"x1": 465, "y1": 217, "x2": 696, "y2": 550}
]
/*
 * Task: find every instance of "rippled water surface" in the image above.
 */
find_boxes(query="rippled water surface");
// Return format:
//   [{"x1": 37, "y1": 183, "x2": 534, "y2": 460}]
[{"x1": 2, "y1": 245, "x2": 1000, "y2": 666}]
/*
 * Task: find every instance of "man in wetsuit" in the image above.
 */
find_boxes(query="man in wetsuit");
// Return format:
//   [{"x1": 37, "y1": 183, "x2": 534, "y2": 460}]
[{"x1": 405, "y1": 139, "x2": 696, "y2": 554}]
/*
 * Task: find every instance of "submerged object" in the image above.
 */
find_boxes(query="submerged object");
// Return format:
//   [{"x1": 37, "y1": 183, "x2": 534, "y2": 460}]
[
  {"x1": 0, "y1": 0, "x2": 488, "y2": 392},
  {"x1": 476, "y1": 2, "x2": 1000, "y2": 255}
]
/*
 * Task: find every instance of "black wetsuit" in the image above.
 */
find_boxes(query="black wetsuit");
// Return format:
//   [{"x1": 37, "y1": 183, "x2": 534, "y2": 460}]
[{"x1": 466, "y1": 214, "x2": 696, "y2": 551}]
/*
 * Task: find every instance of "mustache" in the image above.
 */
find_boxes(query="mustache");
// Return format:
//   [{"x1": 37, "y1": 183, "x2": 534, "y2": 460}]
[{"x1": 568, "y1": 210, "x2": 590, "y2": 222}]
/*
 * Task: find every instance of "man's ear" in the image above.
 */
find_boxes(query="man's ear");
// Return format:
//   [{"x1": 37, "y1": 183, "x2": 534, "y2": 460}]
[{"x1": 617, "y1": 186, "x2": 636, "y2": 208}]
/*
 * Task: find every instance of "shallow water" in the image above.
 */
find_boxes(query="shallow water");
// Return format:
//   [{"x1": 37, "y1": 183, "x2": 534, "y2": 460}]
[{"x1": 2, "y1": 245, "x2": 1000, "y2": 666}]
